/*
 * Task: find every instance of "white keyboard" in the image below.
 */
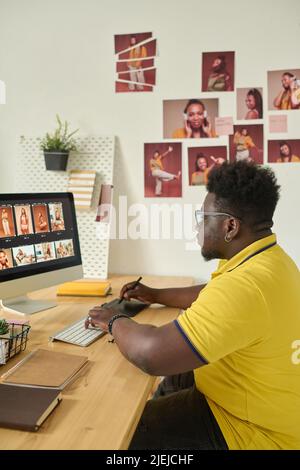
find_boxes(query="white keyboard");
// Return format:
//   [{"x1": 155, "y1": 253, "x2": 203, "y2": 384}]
[{"x1": 50, "y1": 317, "x2": 105, "y2": 347}]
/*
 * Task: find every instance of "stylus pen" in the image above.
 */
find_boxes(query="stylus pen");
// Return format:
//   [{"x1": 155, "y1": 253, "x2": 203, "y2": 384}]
[{"x1": 118, "y1": 276, "x2": 142, "y2": 304}]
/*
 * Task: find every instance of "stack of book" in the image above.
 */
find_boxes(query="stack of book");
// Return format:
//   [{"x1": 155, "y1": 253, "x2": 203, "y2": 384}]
[
  {"x1": 0, "y1": 348, "x2": 88, "y2": 431},
  {"x1": 57, "y1": 279, "x2": 111, "y2": 297}
]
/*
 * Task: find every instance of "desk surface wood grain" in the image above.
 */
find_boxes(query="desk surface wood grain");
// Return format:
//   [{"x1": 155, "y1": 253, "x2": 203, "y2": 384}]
[{"x1": 0, "y1": 274, "x2": 194, "y2": 450}]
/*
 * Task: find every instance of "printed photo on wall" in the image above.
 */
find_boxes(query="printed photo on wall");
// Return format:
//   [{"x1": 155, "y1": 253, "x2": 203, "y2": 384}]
[
  {"x1": 114, "y1": 32, "x2": 157, "y2": 93},
  {"x1": 188, "y1": 146, "x2": 227, "y2": 186},
  {"x1": 0, "y1": 206, "x2": 15, "y2": 238},
  {"x1": 163, "y1": 98, "x2": 219, "y2": 139},
  {"x1": 14, "y1": 205, "x2": 34, "y2": 236},
  {"x1": 229, "y1": 125, "x2": 264, "y2": 164},
  {"x1": 0, "y1": 248, "x2": 13, "y2": 270},
  {"x1": 144, "y1": 143, "x2": 182, "y2": 197},
  {"x1": 236, "y1": 88, "x2": 263, "y2": 120},
  {"x1": 202, "y1": 51, "x2": 235, "y2": 92},
  {"x1": 268, "y1": 140, "x2": 300, "y2": 163},
  {"x1": 268, "y1": 69, "x2": 300, "y2": 110}
]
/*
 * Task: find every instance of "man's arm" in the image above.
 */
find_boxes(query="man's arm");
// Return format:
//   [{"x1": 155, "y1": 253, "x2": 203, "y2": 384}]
[
  {"x1": 154, "y1": 285, "x2": 205, "y2": 308},
  {"x1": 113, "y1": 319, "x2": 207, "y2": 375},
  {"x1": 120, "y1": 281, "x2": 206, "y2": 309},
  {"x1": 86, "y1": 310, "x2": 207, "y2": 376}
]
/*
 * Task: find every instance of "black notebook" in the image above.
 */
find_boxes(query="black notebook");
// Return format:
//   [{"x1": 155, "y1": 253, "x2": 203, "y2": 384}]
[
  {"x1": 100, "y1": 298, "x2": 149, "y2": 317},
  {"x1": 0, "y1": 383, "x2": 62, "y2": 432}
]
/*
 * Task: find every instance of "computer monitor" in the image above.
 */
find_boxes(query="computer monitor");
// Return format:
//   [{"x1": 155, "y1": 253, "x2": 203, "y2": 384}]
[{"x1": 0, "y1": 192, "x2": 83, "y2": 315}]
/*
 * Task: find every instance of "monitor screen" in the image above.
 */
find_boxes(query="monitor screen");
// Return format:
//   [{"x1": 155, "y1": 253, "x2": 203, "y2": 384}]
[{"x1": 0, "y1": 192, "x2": 82, "y2": 282}]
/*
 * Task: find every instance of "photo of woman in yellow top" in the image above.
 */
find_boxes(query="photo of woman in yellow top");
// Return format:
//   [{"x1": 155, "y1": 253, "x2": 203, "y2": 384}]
[
  {"x1": 149, "y1": 146, "x2": 181, "y2": 196},
  {"x1": 276, "y1": 141, "x2": 300, "y2": 163},
  {"x1": 245, "y1": 88, "x2": 263, "y2": 119},
  {"x1": 233, "y1": 128, "x2": 256, "y2": 161},
  {"x1": 127, "y1": 35, "x2": 147, "y2": 91},
  {"x1": 191, "y1": 153, "x2": 226, "y2": 186},
  {"x1": 207, "y1": 55, "x2": 233, "y2": 92},
  {"x1": 172, "y1": 100, "x2": 215, "y2": 139}
]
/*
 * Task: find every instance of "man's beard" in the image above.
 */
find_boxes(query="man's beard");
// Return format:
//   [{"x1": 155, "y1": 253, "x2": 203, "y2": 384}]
[{"x1": 201, "y1": 247, "x2": 222, "y2": 261}]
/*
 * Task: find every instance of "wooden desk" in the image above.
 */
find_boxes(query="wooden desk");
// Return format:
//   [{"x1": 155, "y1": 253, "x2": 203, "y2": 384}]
[{"x1": 0, "y1": 274, "x2": 193, "y2": 450}]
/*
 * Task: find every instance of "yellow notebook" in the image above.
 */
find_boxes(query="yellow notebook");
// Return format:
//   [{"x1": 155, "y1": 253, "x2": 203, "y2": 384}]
[{"x1": 57, "y1": 280, "x2": 111, "y2": 297}]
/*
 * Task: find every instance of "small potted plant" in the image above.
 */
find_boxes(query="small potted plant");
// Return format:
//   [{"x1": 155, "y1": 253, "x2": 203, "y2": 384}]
[{"x1": 40, "y1": 115, "x2": 79, "y2": 171}]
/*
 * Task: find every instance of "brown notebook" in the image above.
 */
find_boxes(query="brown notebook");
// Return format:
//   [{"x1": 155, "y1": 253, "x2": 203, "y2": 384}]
[
  {"x1": 1, "y1": 349, "x2": 88, "y2": 389},
  {"x1": 0, "y1": 383, "x2": 62, "y2": 432}
]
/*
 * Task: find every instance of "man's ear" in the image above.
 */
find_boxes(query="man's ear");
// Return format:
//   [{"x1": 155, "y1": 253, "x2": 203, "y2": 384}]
[{"x1": 224, "y1": 217, "x2": 241, "y2": 241}]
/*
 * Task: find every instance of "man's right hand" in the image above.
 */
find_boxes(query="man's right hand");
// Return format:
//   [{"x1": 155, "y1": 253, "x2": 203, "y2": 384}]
[{"x1": 119, "y1": 281, "x2": 156, "y2": 304}]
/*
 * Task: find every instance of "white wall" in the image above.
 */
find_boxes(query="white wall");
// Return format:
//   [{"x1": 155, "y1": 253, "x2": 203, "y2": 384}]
[{"x1": 0, "y1": 0, "x2": 299, "y2": 282}]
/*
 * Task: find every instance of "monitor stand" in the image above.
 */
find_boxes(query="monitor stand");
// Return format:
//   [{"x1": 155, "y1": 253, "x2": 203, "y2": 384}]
[{"x1": 0, "y1": 296, "x2": 57, "y2": 315}]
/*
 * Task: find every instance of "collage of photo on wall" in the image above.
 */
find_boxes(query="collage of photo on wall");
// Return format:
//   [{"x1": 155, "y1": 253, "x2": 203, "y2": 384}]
[{"x1": 113, "y1": 36, "x2": 300, "y2": 195}]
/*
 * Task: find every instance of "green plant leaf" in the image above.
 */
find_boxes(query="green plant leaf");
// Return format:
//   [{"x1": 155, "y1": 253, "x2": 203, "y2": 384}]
[
  {"x1": 40, "y1": 116, "x2": 79, "y2": 152},
  {"x1": 0, "y1": 319, "x2": 9, "y2": 335}
]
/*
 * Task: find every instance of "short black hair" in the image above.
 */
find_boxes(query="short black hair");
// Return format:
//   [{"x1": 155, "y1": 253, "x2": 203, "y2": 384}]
[{"x1": 206, "y1": 161, "x2": 280, "y2": 227}]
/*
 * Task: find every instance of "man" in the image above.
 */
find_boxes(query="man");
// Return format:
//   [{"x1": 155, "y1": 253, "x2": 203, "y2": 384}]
[
  {"x1": 86, "y1": 161, "x2": 300, "y2": 450},
  {"x1": 127, "y1": 35, "x2": 147, "y2": 91},
  {"x1": 207, "y1": 55, "x2": 232, "y2": 91},
  {"x1": 273, "y1": 72, "x2": 300, "y2": 110}
]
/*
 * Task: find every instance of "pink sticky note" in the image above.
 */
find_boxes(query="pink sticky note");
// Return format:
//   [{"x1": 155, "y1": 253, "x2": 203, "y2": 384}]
[
  {"x1": 215, "y1": 117, "x2": 234, "y2": 136},
  {"x1": 269, "y1": 115, "x2": 288, "y2": 133}
]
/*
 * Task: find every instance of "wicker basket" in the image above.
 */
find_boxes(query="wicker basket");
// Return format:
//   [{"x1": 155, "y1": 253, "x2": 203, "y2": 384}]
[{"x1": 0, "y1": 323, "x2": 31, "y2": 365}]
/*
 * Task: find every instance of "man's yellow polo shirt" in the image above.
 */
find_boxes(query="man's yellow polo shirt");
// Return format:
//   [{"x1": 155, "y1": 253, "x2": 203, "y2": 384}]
[{"x1": 176, "y1": 234, "x2": 300, "y2": 449}]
